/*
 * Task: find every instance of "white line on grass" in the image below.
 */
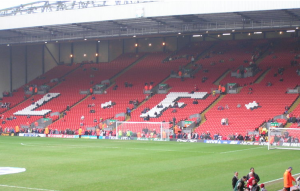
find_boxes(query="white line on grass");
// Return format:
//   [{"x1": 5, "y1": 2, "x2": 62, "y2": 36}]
[
  {"x1": 220, "y1": 147, "x2": 264, "y2": 154},
  {"x1": 263, "y1": 172, "x2": 300, "y2": 184},
  {"x1": 0, "y1": 184, "x2": 59, "y2": 191}
]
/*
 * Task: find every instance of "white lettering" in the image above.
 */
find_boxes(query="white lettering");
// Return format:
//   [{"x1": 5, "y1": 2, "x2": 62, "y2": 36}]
[
  {"x1": 141, "y1": 92, "x2": 207, "y2": 118},
  {"x1": 14, "y1": 93, "x2": 60, "y2": 116}
]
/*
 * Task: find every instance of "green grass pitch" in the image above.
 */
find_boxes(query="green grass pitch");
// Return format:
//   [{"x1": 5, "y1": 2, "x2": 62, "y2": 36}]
[{"x1": 0, "y1": 136, "x2": 299, "y2": 191}]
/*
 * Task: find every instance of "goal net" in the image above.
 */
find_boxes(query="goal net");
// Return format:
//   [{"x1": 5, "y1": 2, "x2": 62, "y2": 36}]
[
  {"x1": 268, "y1": 128, "x2": 300, "y2": 150},
  {"x1": 116, "y1": 121, "x2": 171, "y2": 141}
]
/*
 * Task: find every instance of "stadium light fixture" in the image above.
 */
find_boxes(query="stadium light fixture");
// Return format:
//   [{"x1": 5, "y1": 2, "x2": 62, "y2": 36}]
[
  {"x1": 98, "y1": 40, "x2": 100, "y2": 43},
  {"x1": 149, "y1": 43, "x2": 152, "y2": 47},
  {"x1": 84, "y1": 38, "x2": 87, "y2": 41},
  {"x1": 70, "y1": 54, "x2": 73, "y2": 58},
  {"x1": 83, "y1": 54, "x2": 86, "y2": 57},
  {"x1": 162, "y1": 42, "x2": 165, "y2": 46},
  {"x1": 178, "y1": 32, "x2": 181, "y2": 35},
  {"x1": 7, "y1": 44, "x2": 10, "y2": 46},
  {"x1": 45, "y1": 41, "x2": 47, "y2": 43},
  {"x1": 254, "y1": 32, "x2": 262, "y2": 34},
  {"x1": 248, "y1": 33, "x2": 251, "y2": 36},
  {"x1": 287, "y1": 30, "x2": 295, "y2": 33},
  {"x1": 56, "y1": 41, "x2": 59, "y2": 43},
  {"x1": 95, "y1": 53, "x2": 98, "y2": 57},
  {"x1": 296, "y1": 27, "x2": 299, "y2": 29},
  {"x1": 217, "y1": 34, "x2": 220, "y2": 37},
  {"x1": 232, "y1": 30, "x2": 235, "y2": 32},
  {"x1": 223, "y1": 33, "x2": 231, "y2": 36},
  {"x1": 135, "y1": 43, "x2": 138, "y2": 47},
  {"x1": 279, "y1": 31, "x2": 283, "y2": 34},
  {"x1": 133, "y1": 35, "x2": 136, "y2": 37},
  {"x1": 192, "y1": 35, "x2": 202, "y2": 37}
]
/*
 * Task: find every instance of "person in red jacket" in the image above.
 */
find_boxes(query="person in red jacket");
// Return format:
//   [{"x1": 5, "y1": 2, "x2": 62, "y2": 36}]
[{"x1": 284, "y1": 167, "x2": 296, "y2": 191}]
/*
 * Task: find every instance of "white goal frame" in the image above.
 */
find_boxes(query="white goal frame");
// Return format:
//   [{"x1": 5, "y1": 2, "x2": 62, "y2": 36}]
[
  {"x1": 115, "y1": 121, "x2": 170, "y2": 141},
  {"x1": 268, "y1": 128, "x2": 300, "y2": 150}
]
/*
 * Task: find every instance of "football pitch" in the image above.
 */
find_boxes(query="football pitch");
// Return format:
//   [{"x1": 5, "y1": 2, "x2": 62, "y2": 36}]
[{"x1": 0, "y1": 136, "x2": 299, "y2": 191}]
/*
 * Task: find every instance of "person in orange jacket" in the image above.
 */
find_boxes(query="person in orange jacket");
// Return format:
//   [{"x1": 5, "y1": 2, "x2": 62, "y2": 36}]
[
  {"x1": 15, "y1": 126, "x2": 19, "y2": 136},
  {"x1": 44, "y1": 126, "x2": 49, "y2": 137},
  {"x1": 284, "y1": 167, "x2": 296, "y2": 191},
  {"x1": 96, "y1": 128, "x2": 100, "y2": 139},
  {"x1": 78, "y1": 127, "x2": 82, "y2": 138}
]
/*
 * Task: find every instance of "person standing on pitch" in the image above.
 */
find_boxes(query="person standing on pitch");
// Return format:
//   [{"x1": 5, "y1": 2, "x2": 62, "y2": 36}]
[
  {"x1": 283, "y1": 167, "x2": 296, "y2": 191},
  {"x1": 96, "y1": 128, "x2": 100, "y2": 139},
  {"x1": 78, "y1": 127, "x2": 82, "y2": 138},
  {"x1": 247, "y1": 167, "x2": 260, "y2": 183},
  {"x1": 232, "y1": 171, "x2": 239, "y2": 190}
]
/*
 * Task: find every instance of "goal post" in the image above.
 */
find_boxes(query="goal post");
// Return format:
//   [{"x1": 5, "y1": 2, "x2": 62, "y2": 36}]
[
  {"x1": 115, "y1": 121, "x2": 171, "y2": 141},
  {"x1": 268, "y1": 128, "x2": 300, "y2": 150}
]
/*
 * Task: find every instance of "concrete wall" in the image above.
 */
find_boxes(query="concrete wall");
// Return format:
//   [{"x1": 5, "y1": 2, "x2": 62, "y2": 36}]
[
  {"x1": 138, "y1": 37, "x2": 164, "y2": 52},
  {"x1": 266, "y1": 31, "x2": 292, "y2": 39},
  {"x1": 165, "y1": 37, "x2": 177, "y2": 52},
  {"x1": 177, "y1": 36, "x2": 190, "y2": 50},
  {"x1": 109, "y1": 39, "x2": 123, "y2": 61},
  {"x1": 98, "y1": 40, "x2": 109, "y2": 62},
  {"x1": 44, "y1": 43, "x2": 58, "y2": 72},
  {"x1": 27, "y1": 44, "x2": 43, "y2": 82},
  {"x1": 60, "y1": 43, "x2": 72, "y2": 64},
  {"x1": 74, "y1": 41, "x2": 97, "y2": 63},
  {"x1": 0, "y1": 46, "x2": 11, "y2": 95},
  {"x1": 235, "y1": 33, "x2": 264, "y2": 40},
  {"x1": 12, "y1": 46, "x2": 26, "y2": 90},
  {"x1": 124, "y1": 38, "x2": 136, "y2": 53}
]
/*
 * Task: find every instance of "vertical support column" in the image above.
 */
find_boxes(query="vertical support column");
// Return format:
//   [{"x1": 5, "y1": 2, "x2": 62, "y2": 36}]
[
  {"x1": 71, "y1": 42, "x2": 74, "y2": 64},
  {"x1": 232, "y1": 33, "x2": 235, "y2": 40},
  {"x1": 42, "y1": 44, "x2": 45, "y2": 74},
  {"x1": 9, "y1": 46, "x2": 12, "y2": 93},
  {"x1": 176, "y1": 36, "x2": 179, "y2": 51},
  {"x1": 25, "y1": 46, "x2": 28, "y2": 84},
  {"x1": 108, "y1": 40, "x2": 110, "y2": 62},
  {"x1": 58, "y1": 43, "x2": 61, "y2": 63},
  {"x1": 122, "y1": 39, "x2": 125, "y2": 54}
]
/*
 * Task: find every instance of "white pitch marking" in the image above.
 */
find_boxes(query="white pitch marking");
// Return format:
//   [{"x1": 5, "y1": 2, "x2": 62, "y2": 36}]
[
  {"x1": 220, "y1": 147, "x2": 264, "y2": 154},
  {"x1": 263, "y1": 172, "x2": 300, "y2": 184},
  {"x1": 0, "y1": 184, "x2": 59, "y2": 191}
]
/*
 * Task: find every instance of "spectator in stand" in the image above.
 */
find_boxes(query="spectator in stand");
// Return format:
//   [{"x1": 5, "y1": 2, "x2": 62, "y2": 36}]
[
  {"x1": 247, "y1": 167, "x2": 260, "y2": 183},
  {"x1": 221, "y1": 118, "x2": 226, "y2": 125},
  {"x1": 248, "y1": 87, "x2": 253, "y2": 94},
  {"x1": 191, "y1": 56, "x2": 195, "y2": 63},
  {"x1": 232, "y1": 171, "x2": 239, "y2": 190},
  {"x1": 144, "y1": 83, "x2": 148, "y2": 91},
  {"x1": 178, "y1": 70, "x2": 182, "y2": 77}
]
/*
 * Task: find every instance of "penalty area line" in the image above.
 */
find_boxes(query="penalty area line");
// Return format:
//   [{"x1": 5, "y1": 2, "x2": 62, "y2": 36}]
[
  {"x1": 220, "y1": 147, "x2": 264, "y2": 154},
  {"x1": 0, "y1": 184, "x2": 59, "y2": 191}
]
